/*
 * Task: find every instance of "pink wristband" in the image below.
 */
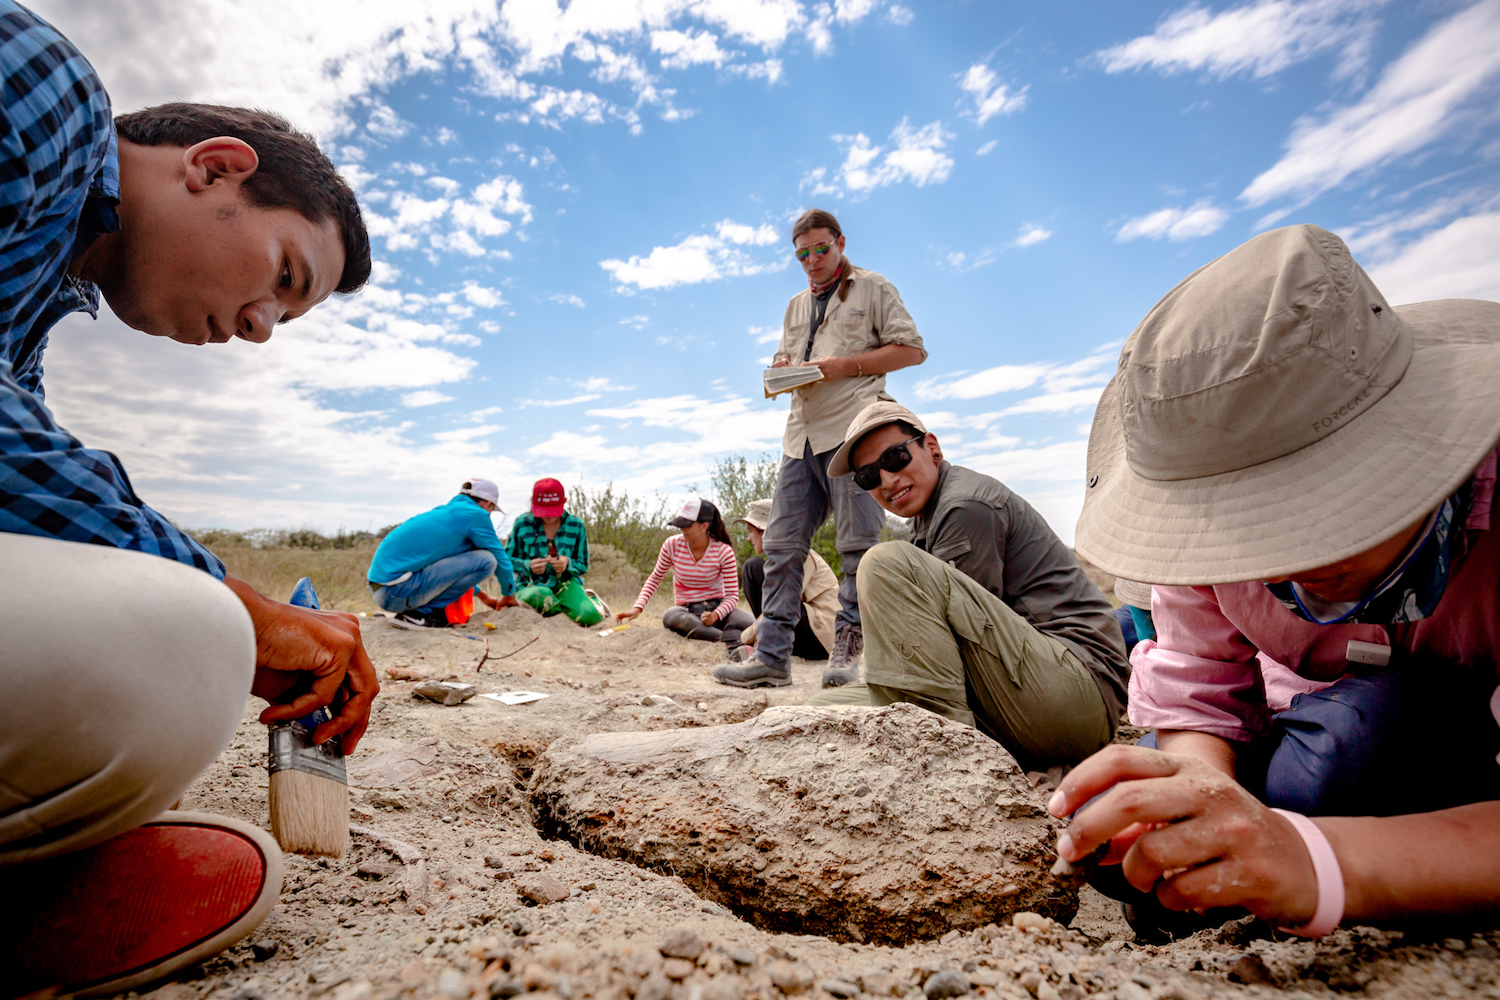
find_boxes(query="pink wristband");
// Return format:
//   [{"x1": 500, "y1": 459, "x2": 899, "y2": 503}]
[{"x1": 1271, "y1": 808, "x2": 1344, "y2": 937}]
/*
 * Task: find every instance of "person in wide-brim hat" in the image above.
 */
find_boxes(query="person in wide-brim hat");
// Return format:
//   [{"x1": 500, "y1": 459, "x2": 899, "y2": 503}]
[{"x1": 1052, "y1": 224, "x2": 1500, "y2": 940}]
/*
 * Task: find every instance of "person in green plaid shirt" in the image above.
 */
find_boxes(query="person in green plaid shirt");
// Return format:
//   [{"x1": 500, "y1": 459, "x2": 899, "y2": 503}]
[{"x1": 506, "y1": 477, "x2": 603, "y2": 626}]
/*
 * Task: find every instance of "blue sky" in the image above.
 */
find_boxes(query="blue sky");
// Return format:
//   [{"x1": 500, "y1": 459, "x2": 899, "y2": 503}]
[{"x1": 31, "y1": 0, "x2": 1500, "y2": 543}]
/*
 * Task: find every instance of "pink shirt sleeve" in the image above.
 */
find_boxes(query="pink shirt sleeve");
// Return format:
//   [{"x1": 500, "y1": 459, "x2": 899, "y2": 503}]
[
  {"x1": 1128, "y1": 585, "x2": 1273, "y2": 742},
  {"x1": 634, "y1": 538, "x2": 673, "y2": 611}
]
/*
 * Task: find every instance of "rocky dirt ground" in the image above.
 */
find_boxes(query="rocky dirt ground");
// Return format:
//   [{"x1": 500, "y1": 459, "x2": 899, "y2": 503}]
[{"x1": 118, "y1": 602, "x2": 1500, "y2": 1000}]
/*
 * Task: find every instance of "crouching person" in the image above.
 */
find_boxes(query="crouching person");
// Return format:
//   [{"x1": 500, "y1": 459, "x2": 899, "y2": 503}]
[
  {"x1": 368, "y1": 478, "x2": 516, "y2": 629},
  {"x1": 805, "y1": 402, "x2": 1129, "y2": 771},
  {"x1": 1057, "y1": 224, "x2": 1500, "y2": 940}
]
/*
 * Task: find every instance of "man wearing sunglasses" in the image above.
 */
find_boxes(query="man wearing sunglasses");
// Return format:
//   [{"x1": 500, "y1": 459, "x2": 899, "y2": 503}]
[
  {"x1": 809, "y1": 401, "x2": 1131, "y2": 772},
  {"x1": 714, "y1": 208, "x2": 926, "y2": 690}
]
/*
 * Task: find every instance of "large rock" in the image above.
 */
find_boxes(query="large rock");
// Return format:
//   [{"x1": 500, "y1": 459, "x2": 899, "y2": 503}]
[{"x1": 531, "y1": 703, "x2": 1074, "y2": 944}]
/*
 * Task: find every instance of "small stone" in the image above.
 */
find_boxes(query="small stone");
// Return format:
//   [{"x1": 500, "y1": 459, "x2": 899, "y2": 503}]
[
  {"x1": 250, "y1": 938, "x2": 279, "y2": 961},
  {"x1": 659, "y1": 927, "x2": 707, "y2": 960},
  {"x1": 643, "y1": 694, "x2": 679, "y2": 707},
  {"x1": 1115, "y1": 983, "x2": 1152, "y2": 1000},
  {"x1": 857, "y1": 970, "x2": 902, "y2": 996},
  {"x1": 1036, "y1": 983, "x2": 1061, "y2": 1000},
  {"x1": 923, "y1": 969, "x2": 970, "y2": 999},
  {"x1": 414, "y1": 680, "x2": 477, "y2": 705},
  {"x1": 489, "y1": 981, "x2": 523, "y2": 999},
  {"x1": 539, "y1": 943, "x2": 580, "y2": 972},
  {"x1": 727, "y1": 947, "x2": 759, "y2": 967},
  {"x1": 1228, "y1": 954, "x2": 1277, "y2": 987},
  {"x1": 484, "y1": 856, "x2": 506, "y2": 869},
  {"x1": 820, "y1": 979, "x2": 860, "y2": 998},
  {"x1": 1056, "y1": 986, "x2": 1084, "y2": 1000},
  {"x1": 663, "y1": 958, "x2": 696, "y2": 980},
  {"x1": 1445, "y1": 937, "x2": 1469, "y2": 952},
  {"x1": 637, "y1": 971, "x2": 673, "y2": 1000},
  {"x1": 539, "y1": 848, "x2": 556, "y2": 861},
  {"x1": 225, "y1": 989, "x2": 263, "y2": 1000},
  {"x1": 768, "y1": 960, "x2": 816, "y2": 993},
  {"x1": 441, "y1": 815, "x2": 456, "y2": 823},
  {"x1": 1157, "y1": 983, "x2": 1200, "y2": 1000},
  {"x1": 1019, "y1": 972, "x2": 1043, "y2": 996},
  {"x1": 516, "y1": 872, "x2": 570, "y2": 905},
  {"x1": 437, "y1": 969, "x2": 471, "y2": 999},
  {"x1": 852, "y1": 783, "x2": 871, "y2": 797},
  {"x1": 1012, "y1": 911, "x2": 1048, "y2": 931},
  {"x1": 520, "y1": 962, "x2": 556, "y2": 991}
]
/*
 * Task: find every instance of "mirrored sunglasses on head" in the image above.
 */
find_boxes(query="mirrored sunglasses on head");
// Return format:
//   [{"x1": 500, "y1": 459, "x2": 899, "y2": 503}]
[
  {"x1": 853, "y1": 434, "x2": 926, "y2": 490},
  {"x1": 794, "y1": 240, "x2": 836, "y2": 261}
]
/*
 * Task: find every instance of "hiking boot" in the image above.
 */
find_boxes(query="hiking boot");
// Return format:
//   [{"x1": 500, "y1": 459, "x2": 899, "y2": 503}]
[
  {"x1": 725, "y1": 644, "x2": 751, "y2": 663},
  {"x1": 0, "y1": 811, "x2": 283, "y2": 997},
  {"x1": 712, "y1": 655, "x2": 792, "y2": 688},
  {"x1": 820, "y1": 624, "x2": 863, "y2": 688},
  {"x1": 392, "y1": 608, "x2": 448, "y2": 630}
]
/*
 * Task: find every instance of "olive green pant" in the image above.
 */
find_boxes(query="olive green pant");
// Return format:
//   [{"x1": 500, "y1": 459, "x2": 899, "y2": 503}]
[{"x1": 806, "y1": 541, "x2": 1112, "y2": 769}]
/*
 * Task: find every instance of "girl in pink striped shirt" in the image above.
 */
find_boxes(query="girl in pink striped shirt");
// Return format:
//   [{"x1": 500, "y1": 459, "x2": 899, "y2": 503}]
[{"x1": 617, "y1": 498, "x2": 752, "y2": 652}]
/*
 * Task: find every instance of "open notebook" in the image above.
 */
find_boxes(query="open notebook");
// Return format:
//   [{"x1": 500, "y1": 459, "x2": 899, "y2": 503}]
[{"x1": 763, "y1": 364, "x2": 824, "y2": 398}]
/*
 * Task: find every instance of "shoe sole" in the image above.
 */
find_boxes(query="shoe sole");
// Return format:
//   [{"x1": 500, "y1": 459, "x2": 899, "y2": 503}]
[{"x1": 37, "y1": 811, "x2": 283, "y2": 998}]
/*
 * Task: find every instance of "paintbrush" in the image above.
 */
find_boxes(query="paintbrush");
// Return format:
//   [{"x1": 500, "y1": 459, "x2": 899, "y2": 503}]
[{"x1": 267, "y1": 576, "x2": 350, "y2": 857}]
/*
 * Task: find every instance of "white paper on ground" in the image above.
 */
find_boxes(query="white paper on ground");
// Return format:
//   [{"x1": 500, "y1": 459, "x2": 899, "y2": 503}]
[{"x1": 481, "y1": 691, "x2": 550, "y2": 705}]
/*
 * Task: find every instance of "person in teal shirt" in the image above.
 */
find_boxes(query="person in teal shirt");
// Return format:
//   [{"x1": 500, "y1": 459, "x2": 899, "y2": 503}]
[
  {"x1": 368, "y1": 478, "x2": 516, "y2": 629},
  {"x1": 506, "y1": 478, "x2": 602, "y2": 626}
]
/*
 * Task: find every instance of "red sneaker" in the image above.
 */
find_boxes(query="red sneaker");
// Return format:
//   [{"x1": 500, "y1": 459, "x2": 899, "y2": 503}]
[{"x1": 2, "y1": 811, "x2": 283, "y2": 998}]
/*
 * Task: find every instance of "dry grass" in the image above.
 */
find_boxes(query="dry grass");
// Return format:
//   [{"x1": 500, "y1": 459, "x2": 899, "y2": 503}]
[{"x1": 207, "y1": 538, "x2": 645, "y2": 615}]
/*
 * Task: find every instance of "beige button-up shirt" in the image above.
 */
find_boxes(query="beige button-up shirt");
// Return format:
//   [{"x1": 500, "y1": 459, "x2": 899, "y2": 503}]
[{"x1": 775, "y1": 265, "x2": 926, "y2": 457}]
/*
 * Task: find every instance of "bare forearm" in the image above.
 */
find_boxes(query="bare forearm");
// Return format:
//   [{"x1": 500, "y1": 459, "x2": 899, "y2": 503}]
[
  {"x1": 1320, "y1": 802, "x2": 1500, "y2": 920},
  {"x1": 1155, "y1": 729, "x2": 1238, "y2": 777},
  {"x1": 856, "y1": 343, "x2": 923, "y2": 375}
]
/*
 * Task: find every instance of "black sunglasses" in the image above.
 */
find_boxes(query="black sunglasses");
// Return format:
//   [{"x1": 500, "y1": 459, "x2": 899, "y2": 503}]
[{"x1": 853, "y1": 434, "x2": 926, "y2": 490}]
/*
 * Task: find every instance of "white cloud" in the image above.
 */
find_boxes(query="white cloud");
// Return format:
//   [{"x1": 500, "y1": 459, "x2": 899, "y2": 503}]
[
  {"x1": 958, "y1": 62, "x2": 1028, "y2": 126},
  {"x1": 998, "y1": 387, "x2": 1106, "y2": 417},
  {"x1": 402, "y1": 389, "x2": 455, "y2": 407},
  {"x1": 916, "y1": 351, "x2": 1114, "y2": 402},
  {"x1": 32, "y1": 0, "x2": 861, "y2": 140},
  {"x1": 1014, "y1": 223, "x2": 1052, "y2": 248},
  {"x1": 462, "y1": 282, "x2": 506, "y2": 309},
  {"x1": 1365, "y1": 212, "x2": 1500, "y2": 303},
  {"x1": 587, "y1": 393, "x2": 786, "y2": 451},
  {"x1": 748, "y1": 324, "x2": 783, "y2": 344},
  {"x1": 1115, "y1": 199, "x2": 1230, "y2": 241},
  {"x1": 619, "y1": 315, "x2": 651, "y2": 329},
  {"x1": 549, "y1": 293, "x2": 587, "y2": 308},
  {"x1": 976, "y1": 139, "x2": 998, "y2": 156},
  {"x1": 886, "y1": 4, "x2": 914, "y2": 26},
  {"x1": 519, "y1": 394, "x2": 604, "y2": 408},
  {"x1": 1241, "y1": 1, "x2": 1500, "y2": 207},
  {"x1": 1095, "y1": 0, "x2": 1384, "y2": 81},
  {"x1": 365, "y1": 102, "x2": 411, "y2": 139},
  {"x1": 361, "y1": 171, "x2": 532, "y2": 257},
  {"x1": 809, "y1": 118, "x2": 956, "y2": 196},
  {"x1": 600, "y1": 219, "x2": 783, "y2": 290},
  {"x1": 652, "y1": 29, "x2": 733, "y2": 69},
  {"x1": 575, "y1": 377, "x2": 635, "y2": 392}
]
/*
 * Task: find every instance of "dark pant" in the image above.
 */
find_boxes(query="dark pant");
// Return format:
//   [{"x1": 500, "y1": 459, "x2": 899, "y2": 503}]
[
  {"x1": 1091, "y1": 666, "x2": 1500, "y2": 909},
  {"x1": 757, "y1": 441, "x2": 885, "y2": 668},
  {"x1": 662, "y1": 599, "x2": 754, "y2": 649},
  {"x1": 743, "y1": 556, "x2": 827, "y2": 660}
]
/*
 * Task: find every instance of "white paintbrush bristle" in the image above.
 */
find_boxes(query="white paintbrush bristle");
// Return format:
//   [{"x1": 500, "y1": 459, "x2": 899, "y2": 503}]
[{"x1": 269, "y1": 768, "x2": 349, "y2": 857}]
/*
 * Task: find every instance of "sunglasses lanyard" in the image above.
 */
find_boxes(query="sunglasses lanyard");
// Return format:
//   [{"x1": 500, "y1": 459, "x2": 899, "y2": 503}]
[{"x1": 802, "y1": 264, "x2": 845, "y2": 363}]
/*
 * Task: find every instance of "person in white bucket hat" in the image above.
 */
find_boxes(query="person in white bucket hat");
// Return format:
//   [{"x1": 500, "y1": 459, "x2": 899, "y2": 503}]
[{"x1": 1053, "y1": 224, "x2": 1500, "y2": 939}]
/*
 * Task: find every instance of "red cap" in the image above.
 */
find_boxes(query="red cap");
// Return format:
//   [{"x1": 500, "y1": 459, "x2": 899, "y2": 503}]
[{"x1": 531, "y1": 478, "x2": 566, "y2": 518}]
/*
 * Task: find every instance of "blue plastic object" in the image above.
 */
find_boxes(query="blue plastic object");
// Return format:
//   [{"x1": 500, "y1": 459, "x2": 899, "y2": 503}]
[{"x1": 285, "y1": 578, "x2": 331, "y2": 732}]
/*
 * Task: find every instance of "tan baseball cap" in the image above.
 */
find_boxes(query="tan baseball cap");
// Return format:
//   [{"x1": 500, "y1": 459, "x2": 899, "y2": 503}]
[
  {"x1": 1075, "y1": 223, "x2": 1500, "y2": 585},
  {"x1": 829, "y1": 400, "x2": 928, "y2": 478}
]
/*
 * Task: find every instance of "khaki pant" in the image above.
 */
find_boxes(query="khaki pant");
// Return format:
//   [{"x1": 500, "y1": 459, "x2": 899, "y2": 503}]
[
  {"x1": 0, "y1": 533, "x2": 254, "y2": 863},
  {"x1": 807, "y1": 541, "x2": 1111, "y2": 769}
]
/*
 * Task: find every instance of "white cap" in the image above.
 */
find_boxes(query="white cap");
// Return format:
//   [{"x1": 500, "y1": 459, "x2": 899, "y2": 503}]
[{"x1": 460, "y1": 477, "x2": 502, "y2": 511}]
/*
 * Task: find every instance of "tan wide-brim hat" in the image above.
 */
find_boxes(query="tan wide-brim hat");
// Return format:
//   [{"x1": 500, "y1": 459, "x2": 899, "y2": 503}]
[
  {"x1": 828, "y1": 400, "x2": 928, "y2": 477},
  {"x1": 1075, "y1": 224, "x2": 1500, "y2": 586},
  {"x1": 734, "y1": 498, "x2": 774, "y2": 531},
  {"x1": 1113, "y1": 578, "x2": 1154, "y2": 610}
]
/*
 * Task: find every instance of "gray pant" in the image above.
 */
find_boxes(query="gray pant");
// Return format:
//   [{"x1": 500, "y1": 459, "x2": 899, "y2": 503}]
[
  {"x1": 757, "y1": 441, "x2": 885, "y2": 668},
  {"x1": 0, "y1": 533, "x2": 255, "y2": 863},
  {"x1": 807, "y1": 542, "x2": 1112, "y2": 769}
]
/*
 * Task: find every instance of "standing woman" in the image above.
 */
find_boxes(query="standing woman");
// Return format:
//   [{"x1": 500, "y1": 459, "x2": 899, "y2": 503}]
[{"x1": 618, "y1": 498, "x2": 752, "y2": 653}]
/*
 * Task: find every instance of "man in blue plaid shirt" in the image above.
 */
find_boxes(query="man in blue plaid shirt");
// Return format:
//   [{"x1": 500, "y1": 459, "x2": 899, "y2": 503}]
[{"x1": 0, "y1": 3, "x2": 380, "y2": 993}]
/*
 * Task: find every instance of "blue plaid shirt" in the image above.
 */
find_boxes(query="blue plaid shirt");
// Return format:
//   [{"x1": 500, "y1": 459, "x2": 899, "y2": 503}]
[{"x1": 0, "y1": 2, "x2": 223, "y2": 577}]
